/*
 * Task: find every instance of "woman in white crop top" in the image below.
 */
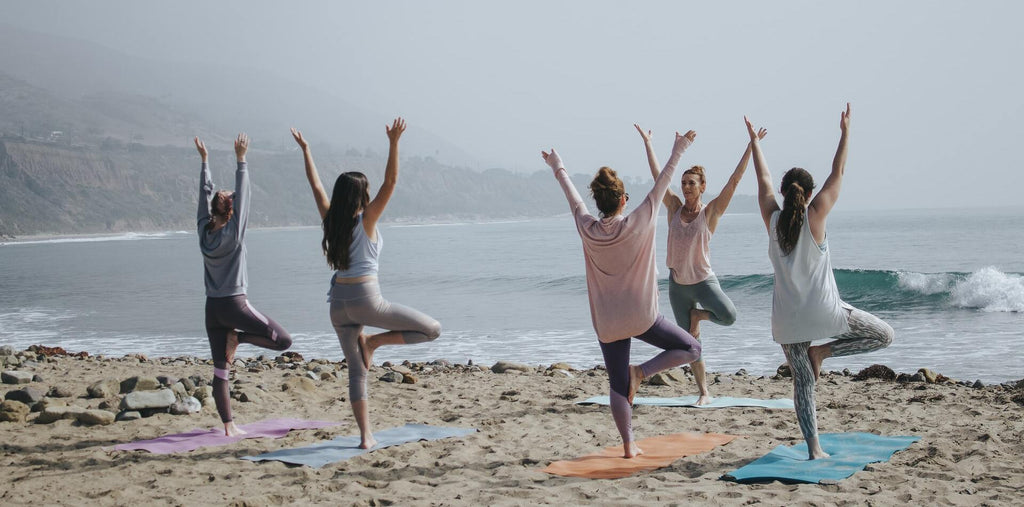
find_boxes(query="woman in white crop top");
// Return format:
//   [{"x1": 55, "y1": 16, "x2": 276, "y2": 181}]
[
  {"x1": 747, "y1": 104, "x2": 893, "y2": 460},
  {"x1": 635, "y1": 124, "x2": 765, "y2": 405},
  {"x1": 291, "y1": 118, "x2": 441, "y2": 451}
]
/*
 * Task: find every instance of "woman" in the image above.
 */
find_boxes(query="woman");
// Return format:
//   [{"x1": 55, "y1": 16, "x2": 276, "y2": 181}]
[
  {"x1": 291, "y1": 119, "x2": 441, "y2": 450},
  {"x1": 746, "y1": 104, "x2": 893, "y2": 459},
  {"x1": 542, "y1": 129, "x2": 701, "y2": 459},
  {"x1": 635, "y1": 124, "x2": 766, "y2": 405},
  {"x1": 196, "y1": 134, "x2": 293, "y2": 437}
]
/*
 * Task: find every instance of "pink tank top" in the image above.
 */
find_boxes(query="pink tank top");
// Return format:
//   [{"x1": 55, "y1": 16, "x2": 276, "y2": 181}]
[{"x1": 666, "y1": 205, "x2": 714, "y2": 285}]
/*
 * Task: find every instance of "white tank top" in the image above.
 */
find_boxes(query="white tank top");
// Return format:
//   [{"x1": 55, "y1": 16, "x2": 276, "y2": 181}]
[
  {"x1": 666, "y1": 206, "x2": 714, "y2": 285},
  {"x1": 768, "y1": 210, "x2": 849, "y2": 344}
]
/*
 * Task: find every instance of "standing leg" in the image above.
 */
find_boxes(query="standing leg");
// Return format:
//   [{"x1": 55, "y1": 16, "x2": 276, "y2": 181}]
[
  {"x1": 782, "y1": 341, "x2": 828, "y2": 459},
  {"x1": 598, "y1": 338, "x2": 642, "y2": 458},
  {"x1": 205, "y1": 298, "x2": 245, "y2": 436},
  {"x1": 669, "y1": 280, "x2": 711, "y2": 404},
  {"x1": 330, "y1": 300, "x2": 377, "y2": 449}
]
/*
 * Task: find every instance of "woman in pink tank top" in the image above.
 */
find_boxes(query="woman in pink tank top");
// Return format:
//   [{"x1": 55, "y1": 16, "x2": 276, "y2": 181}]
[{"x1": 635, "y1": 124, "x2": 766, "y2": 405}]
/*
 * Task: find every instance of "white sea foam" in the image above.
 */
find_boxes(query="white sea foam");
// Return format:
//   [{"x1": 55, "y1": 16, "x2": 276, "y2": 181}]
[
  {"x1": 949, "y1": 267, "x2": 1024, "y2": 312},
  {"x1": 1, "y1": 231, "x2": 178, "y2": 246},
  {"x1": 896, "y1": 271, "x2": 954, "y2": 295}
]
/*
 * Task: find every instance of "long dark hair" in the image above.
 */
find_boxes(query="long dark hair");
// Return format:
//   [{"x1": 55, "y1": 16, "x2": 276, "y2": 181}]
[
  {"x1": 777, "y1": 168, "x2": 815, "y2": 255},
  {"x1": 322, "y1": 172, "x2": 370, "y2": 270},
  {"x1": 589, "y1": 167, "x2": 626, "y2": 217}
]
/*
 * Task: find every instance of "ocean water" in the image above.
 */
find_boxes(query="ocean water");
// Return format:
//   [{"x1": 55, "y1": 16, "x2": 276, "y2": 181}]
[{"x1": 1, "y1": 207, "x2": 1022, "y2": 383}]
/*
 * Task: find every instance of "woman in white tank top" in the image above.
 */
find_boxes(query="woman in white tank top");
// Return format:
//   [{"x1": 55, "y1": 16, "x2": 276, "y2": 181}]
[
  {"x1": 746, "y1": 105, "x2": 893, "y2": 460},
  {"x1": 635, "y1": 124, "x2": 765, "y2": 405}
]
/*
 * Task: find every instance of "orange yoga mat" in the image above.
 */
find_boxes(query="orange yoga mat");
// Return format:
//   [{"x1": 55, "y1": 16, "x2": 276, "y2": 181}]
[{"x1": 542, "y1": 432, "x2": 740, "y2": 479}]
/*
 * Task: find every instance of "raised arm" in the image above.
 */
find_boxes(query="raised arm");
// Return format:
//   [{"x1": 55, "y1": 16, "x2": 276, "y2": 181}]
[
  {"x1": 195, "y1": 137, "x2": 213, "y2": 228},
  {"x1": 543, "y1": 149, "x2": 588, "y2": 217},
  {"x1": 808, "y1": 103, "x2": 850, "y2": 231},
  {"x1": 705, "y1": 128, "x2": 767, "y2": 232},
  {"x1": 745, "y1": 116, "x2": 779, "y2": 231},
  {"x1": 362, "y1": 117, "x2": 404, "y2": 232},
  {"x1": 646, "y1": 130, "x2": 695, "y2": 206},
  {"x1": 232, "y1": 133, "x2": 251, "y2": 236},
  {"x1": 291, "y1": 128, "x2": 330, "y2": 220},
  {"x1": 634, "y1": 124, "x2": 681, "y2": 213}
]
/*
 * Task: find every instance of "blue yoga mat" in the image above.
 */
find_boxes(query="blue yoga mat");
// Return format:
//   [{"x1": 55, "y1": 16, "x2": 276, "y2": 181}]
[
  {"x1": 241, "y1": 423, "x2": 477, "y2": 468},
  {"x1": 577, "y1": 395, "x2": 794, "y2": 409},
  {"x1": 724, "y1": 432, "x2": 920, "y2": 484}
]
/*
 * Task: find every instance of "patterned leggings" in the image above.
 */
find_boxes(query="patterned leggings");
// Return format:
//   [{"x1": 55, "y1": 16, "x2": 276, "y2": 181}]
[{"x1": 781, "y1": 302, "x2": 893, "y2": 444}]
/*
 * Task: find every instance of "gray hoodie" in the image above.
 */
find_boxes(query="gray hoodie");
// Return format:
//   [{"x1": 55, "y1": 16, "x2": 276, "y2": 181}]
[{"x1": 197, "y1": 161, "x2": 249, "y2": 297}]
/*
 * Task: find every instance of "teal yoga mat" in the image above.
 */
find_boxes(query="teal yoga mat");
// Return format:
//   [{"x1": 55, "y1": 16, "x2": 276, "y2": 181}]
[
  {"x1": 241, "y1": 423, "x2": 477, "y2": 468},
  {"x1": 723, "y1": 432, "x2": 920, "y2": 484},
  {"x1": 577, "y1": 395, "x2": 794, "y2": 409}
]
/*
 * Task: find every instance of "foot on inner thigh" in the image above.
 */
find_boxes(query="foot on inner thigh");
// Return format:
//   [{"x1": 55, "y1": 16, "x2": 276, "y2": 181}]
[
  {"x1": 624, "y1": 441, "x2": 644, "y2": 459},
  {"x1": 628, "y1": 365, "x2": 644, "y2": 405},
  {"x1": 358, "y1": 333, "x2": 373, "y2": 369},
  {"x1": 689, "y1": 308, "x2": 707, "y2": 339},
  {"x1": 225, "y1": 329, "x2": 240, "y2": 365},
  {"x1": 224, "y1": 421, "x2": 247, "y2": 437},
  {"x1": 808, "y1": 344, "x2": 830, "y2": 381},
  {"x1": 360, "y1": 433, "x2": 377, "y2": 450}
]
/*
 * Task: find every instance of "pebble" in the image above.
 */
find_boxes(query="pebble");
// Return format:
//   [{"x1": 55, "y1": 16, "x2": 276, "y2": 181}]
[
  {"x1": 973, "y1": 380, "x2": 985, "y2": 389},
  {"x1": 0, "y1": 400, "x2": 31, "y2": 422},
  {"x1": 776, "y1": 364, "x2": 792, "y2": 378},
  {"x1": 854, "y1": 364, "x2": 896, "y2": 381},
  {"x1": 282, "y1": 377, "x2": 317, "y2": 393},
  {"x1": 170, "y1": 382, "x2": 189, "y2": 399},
  {"x1": 1, "y1": 370, "x2": 34, "y2": 385},
  {"x1": 491, "y1": 361, "x2": 532, "y2": 374},
  {"x1": 120, "y1": 376, "x2": 161, "y2": 393},
  {"x1": 46, "y1": 386, "x2": 73, "y2": 398},
  {"x1": 87, "y1": 379, "x2": 120, "y2": 399},
  {"x1": 648, "y1": 372, "x2": 672, "y2": 386},
  {"x1": 5, "y1": 386, "x2": 45, "y2": 406},
  {"x1": 120, "y1": 389, "x2": 176, "y2": 411},
  {"x1": 193, "y1": 385, "x2": 213, "y2": 402},
  {"x1": 169, "y1": 397, "x2": 202, "y2": 415},
  {"x1": 0, "y1": 345, "x2": 14, "y2": 356},
  {"x1": 36, "y1": 406, "x2": 82, "y2": 424},
  {"x1": 380, "y1": 371, "x2": 404, "y2": 383},
  {"x1": 548, "y1": 362, "x2": 573, "y2": 371},
  {"x1": 77, "y1": 409, "x2": 115, "y2": 426},
  {"x1": 304, "y1": 371, "x2": 319, "y2": 381},
  {"x1": 390, "y1": 364, "x2": 413, "y2": 375},
  {"x1": 237, "y1": 390, "x2": 260, "y2": 403},
  {"x1": 116, "y1": 411, "x2": 142, "y2": 422},
  {"x1": 402, "y1": 373, "x2": 419, "y2": 384},
  {"x1": 156, "y1": 375, "x2": 178, "y2": 387}
]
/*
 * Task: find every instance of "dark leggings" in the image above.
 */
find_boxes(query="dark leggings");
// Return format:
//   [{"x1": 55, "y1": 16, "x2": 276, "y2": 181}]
[
  {"x1": 205, "y1": 295, "x2": 292, "y2": 423},
  {"x1": 599, "y1": 314, "x2": 701, "y2": 443}
]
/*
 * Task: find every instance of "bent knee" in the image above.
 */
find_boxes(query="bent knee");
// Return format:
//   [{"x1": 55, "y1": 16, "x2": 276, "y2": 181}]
[
  {"x1": 879, "y1": 322, "x2": 895, "y2": 348},
  {"x1": 274, "y1": 333, "x2": 294, "y2": 351},
  {"x1": 690, "y1": 340, "x2": 703, "y2": 359},
  {"x1": 425, "y1": 320, "x2": 442, "y2": 341}
]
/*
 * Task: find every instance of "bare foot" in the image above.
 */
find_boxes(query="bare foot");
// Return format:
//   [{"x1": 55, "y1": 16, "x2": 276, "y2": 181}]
[
  {"x1": 628, "y1": 365, "x2": 644, "y2": 405},
  {"x1": 357, "y1": 333, "x2": 373, "y2": 369},
  {"x1": 808, "y1": 344, "x2": 830, "y2": 381},
  {"x1": 809, "y1": 448, "x2": 831, "y2": 460},
  {"x1": 224, "y1": 421, "x2": 247, "y2": 437},
  {"x1": 624, "y1": 441, "x2": 644, "y2": 459},
  {"x1": 359, "y1": 434, "x2": 377, "y2": 450},
  {"x1": 689, "y1": 308, "x2": 707, "y2": 339},
  {"x1": 225, "y1": 329, "x2": 239, "y2": 365},
  {"x1": 695, "y1": 394, "x2": 712, "y2": 406}
]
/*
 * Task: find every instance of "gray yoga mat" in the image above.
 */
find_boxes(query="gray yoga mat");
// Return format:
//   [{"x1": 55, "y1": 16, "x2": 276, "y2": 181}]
[
  {"x1": 241, "y1": 423, "x2": 477, "y2": 468},
  {"x1": 577, "y1": 395, "x2": 794, "y2": 409}
]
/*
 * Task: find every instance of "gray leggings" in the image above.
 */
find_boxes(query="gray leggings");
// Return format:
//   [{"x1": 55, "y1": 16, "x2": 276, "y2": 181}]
[
  {"x1": 668, "y1": 275, "x2": 737, "y2": 359},
  {"x1": 329, "y1": 281, "x2": 441, "y2": 402},
  {"x1": 781, "y1": 302, "x2": 894, "y2": 443}
]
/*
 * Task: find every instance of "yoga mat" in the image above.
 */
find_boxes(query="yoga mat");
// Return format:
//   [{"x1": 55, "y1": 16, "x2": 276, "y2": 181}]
[
  {"x1": 542, "y1": 432, "x2": 740, "y2": 479},
  {"x1": 242, "y1": 423, "x2": 477, "y2": 468},
  {"x1": 111, "y1": 418, "x2": 340, "y2": 454},
  {"x1": 578, "y1": 395, "x2": 794, "y2": 409},
  {"x1": 723, "y1": 432, "x2": 920, "y2": 484}
]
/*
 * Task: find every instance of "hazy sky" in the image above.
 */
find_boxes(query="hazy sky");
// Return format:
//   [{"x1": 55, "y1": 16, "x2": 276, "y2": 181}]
[{"x1": 5, "y1": 1, "x2": 1023, "y2": 210}]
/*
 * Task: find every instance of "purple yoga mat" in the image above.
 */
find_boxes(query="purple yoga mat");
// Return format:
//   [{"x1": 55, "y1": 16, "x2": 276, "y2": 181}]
[{"x1": 112, "y1": 417, "x2": 340, "y2": 454}]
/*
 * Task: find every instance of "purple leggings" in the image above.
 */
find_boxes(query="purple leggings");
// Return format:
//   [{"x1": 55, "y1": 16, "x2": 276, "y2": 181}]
[
  {"x1": 599, "y1": 314, "x2": 701, "y2": 444},
  {"x1": 205, "y1": 295, "x2": 292, "y2": 423}
]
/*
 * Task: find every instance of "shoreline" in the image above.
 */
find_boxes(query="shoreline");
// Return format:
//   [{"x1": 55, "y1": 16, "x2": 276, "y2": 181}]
[{"x1": 2, "y1": 345, "x2": 1022, "y2": 505}]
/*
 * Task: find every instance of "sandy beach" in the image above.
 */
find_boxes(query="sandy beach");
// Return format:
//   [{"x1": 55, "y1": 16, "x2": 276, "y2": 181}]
[{"x1": 2, "y1": 347, "x2": 1022, "y2": 506}]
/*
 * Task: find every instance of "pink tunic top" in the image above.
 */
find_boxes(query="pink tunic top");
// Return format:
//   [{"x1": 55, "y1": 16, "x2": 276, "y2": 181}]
[
  {"x1": 553, "y1": 138, "x2": 692, "y2": 342},
  {"x1": 666, "y1": 206, "x2": 714, "y2": 285}
]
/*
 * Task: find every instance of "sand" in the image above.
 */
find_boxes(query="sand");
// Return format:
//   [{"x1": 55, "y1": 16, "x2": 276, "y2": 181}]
[{"x1": 1, "y1": 351, "x2": 1022, "y2": 506}]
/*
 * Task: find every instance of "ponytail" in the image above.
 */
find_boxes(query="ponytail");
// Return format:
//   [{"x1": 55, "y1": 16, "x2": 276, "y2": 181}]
[{"x1": 776, "y1": 168, "x2": 815, "y2": 255}]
